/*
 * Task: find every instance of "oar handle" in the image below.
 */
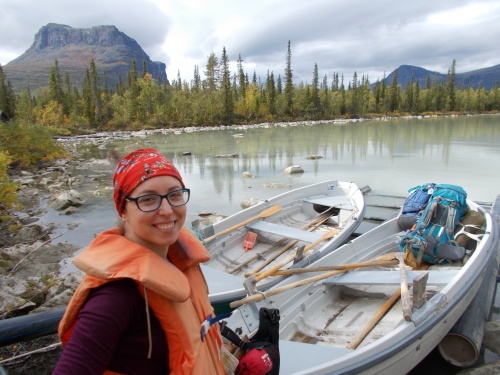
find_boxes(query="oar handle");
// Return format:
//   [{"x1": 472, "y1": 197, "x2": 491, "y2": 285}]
[
  {"x1": 396, "y1": 253, "x2": 412, "y2": 321},
  {"x1": 204, "y1": 205, "x2": 282, "y2": 242},
  {"x1": 303, "y1": 228, "x2": 340, "y2": 252},
  {"x1": 204, "y1": 217, "x2": 255, "y2": 242}
]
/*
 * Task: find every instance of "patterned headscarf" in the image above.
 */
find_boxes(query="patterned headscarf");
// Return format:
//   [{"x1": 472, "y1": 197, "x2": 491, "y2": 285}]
[{"x1": 113, "y1": 148, "x2": 185, "y2": 215}]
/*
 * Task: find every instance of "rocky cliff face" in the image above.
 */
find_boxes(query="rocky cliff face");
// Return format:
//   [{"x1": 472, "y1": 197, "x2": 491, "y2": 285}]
[{"x1": 3, "y1": 23, "x2": 168, "y2": 92}]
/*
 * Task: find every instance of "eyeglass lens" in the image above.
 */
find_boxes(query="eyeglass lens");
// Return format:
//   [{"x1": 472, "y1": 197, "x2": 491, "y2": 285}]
[{"x1": 136, "y1": 189, "x2": 189, "y2": 211}]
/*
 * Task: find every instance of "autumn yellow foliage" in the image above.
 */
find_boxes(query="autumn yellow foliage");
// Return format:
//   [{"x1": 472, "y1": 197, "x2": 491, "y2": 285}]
[
  {"x1": 0, "y1": 151, "x2": 20, "y2": 222},
  {"x1": 0, "y1": 120, "x2": 67, "y2": 169}
]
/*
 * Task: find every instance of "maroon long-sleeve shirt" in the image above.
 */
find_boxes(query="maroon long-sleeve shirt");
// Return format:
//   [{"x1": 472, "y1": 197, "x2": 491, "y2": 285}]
[{"x1": 52, "y1": 279, "x2": 169, "y2": 374}]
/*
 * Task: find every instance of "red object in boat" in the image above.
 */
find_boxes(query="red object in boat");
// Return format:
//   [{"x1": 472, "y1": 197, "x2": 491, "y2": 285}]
[{"x1": 243, "y1": 231, "x2": 257, "y2": 251}]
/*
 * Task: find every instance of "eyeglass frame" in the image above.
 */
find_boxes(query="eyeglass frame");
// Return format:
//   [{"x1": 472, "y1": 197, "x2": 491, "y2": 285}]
[{"x1": 125, "y1": 188, "x2": 191, "y2": 212}]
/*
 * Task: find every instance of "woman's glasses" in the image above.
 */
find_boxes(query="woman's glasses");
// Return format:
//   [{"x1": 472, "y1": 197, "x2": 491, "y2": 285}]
[{"x1": 126, "y1": 188, "x2": 190, "y2": 212}]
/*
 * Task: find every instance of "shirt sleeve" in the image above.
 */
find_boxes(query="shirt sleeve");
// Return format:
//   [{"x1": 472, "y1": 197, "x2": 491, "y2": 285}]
[{"x1": 52, "y1": 279, "x2": 143, "y2": 375}]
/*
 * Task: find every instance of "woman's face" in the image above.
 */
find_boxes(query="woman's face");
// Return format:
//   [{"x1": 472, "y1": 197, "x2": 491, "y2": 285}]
[{"x1": 122, "y1": 175, "x2": 187, "y2": 256}]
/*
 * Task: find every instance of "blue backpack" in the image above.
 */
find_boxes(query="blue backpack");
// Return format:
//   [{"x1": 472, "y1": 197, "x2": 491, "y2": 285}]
[
  {"x1": 397, "y1": 183, "x2": 436, "y2": 230},
  {"x1": 399, "y1": 184, "x2": 468, "y2": 264}
]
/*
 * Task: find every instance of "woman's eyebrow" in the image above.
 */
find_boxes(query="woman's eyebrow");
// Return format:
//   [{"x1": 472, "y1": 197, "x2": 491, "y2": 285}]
[{"x1": 134, "y1": 186, "x2": 183, "y2": 195}]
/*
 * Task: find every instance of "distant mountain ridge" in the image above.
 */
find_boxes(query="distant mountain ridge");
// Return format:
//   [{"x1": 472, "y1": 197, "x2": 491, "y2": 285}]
[
  {"x1": 2, "y1": 23, "x2": 499, "y2": 93},
  {"x1": 3, "y1": 23, "x2": 168, "y2": 92},
  {"x1": 377, "y1": 64, "x2": 500, "y2": 91}
]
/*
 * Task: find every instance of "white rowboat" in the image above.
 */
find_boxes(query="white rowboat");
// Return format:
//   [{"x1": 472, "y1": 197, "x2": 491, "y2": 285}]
[
  {"x1": 224, "y1": 198, "x2": 499, "y2": 374},
  {"x1": 200, "y1": 180, "x2": 366, "y2": 307}
]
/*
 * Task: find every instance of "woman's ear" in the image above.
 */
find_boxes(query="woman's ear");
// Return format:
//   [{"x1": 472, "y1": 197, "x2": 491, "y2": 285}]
[{"x1": 119, "y1": 206, "x2": 127, "y2": 222}]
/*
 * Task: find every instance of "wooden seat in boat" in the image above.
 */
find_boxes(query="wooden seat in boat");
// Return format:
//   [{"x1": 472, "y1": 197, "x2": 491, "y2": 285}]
[{"x1": 323, "y1": 269, "x2": 460, "y2": 286}]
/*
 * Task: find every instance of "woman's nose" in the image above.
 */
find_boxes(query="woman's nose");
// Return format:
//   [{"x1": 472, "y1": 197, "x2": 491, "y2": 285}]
[{"x1": 158, "y1": 197, "x2": 174, "y2": 214}]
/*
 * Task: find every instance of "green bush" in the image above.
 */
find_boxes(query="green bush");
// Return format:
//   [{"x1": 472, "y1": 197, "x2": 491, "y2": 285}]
[
  {"x1": 0, "y1": 151, "x2": 20, "y2": 223},
  {"x1": 0, "y1": 120, "x2": 67, "y2": 169}
]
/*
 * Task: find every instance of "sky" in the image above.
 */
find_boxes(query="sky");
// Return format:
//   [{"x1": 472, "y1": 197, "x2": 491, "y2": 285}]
[{"x1": 1, "y1": 0, "x2": 499, "y2": 85}]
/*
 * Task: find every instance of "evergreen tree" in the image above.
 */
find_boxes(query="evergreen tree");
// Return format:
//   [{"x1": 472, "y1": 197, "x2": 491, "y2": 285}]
[
  {"x1": 82, "y1": 70, "x2": 95, "y2": 126},
  {"x1": 412, "y1": 81, "x2": 420, "y2": 114},
  {"x1": 331, "y1": 72, "x2": 339, "y2": 92},
  {"x1": 349, "y1": 71, "x2": 359, "y2": 115},
  {"x1": 388, "y1": 69, "x2": 400, "y2": 112},
  {"x1": 0, "y1": 64, "x2": 16, "y2": 119},
  {"x1": 447, "y1": 59, "x2": 457, "y2": 111},
  {"x1": 380, "y1": 74, "x2": 387, "y2": 113},
  {"x1": 204, "y1": 52, "x2": 219, "y2": 91},
  {"x1": 116, "y1": 74, "x2": 124, "y2": 96},
  {"x1": 403, "y1": 74, "x2": 414, "y2": 113},
  {"x1": 192, "y1": 65, "x2": 201, "y2": 91},
  {"x1": 284, "y1": 40, "x2": 294, "y2": 116},
  {"x1": 89, "y1": 59, "x2": 102, "y2": 124},
  {"x1": 311, "y1": 63, "x2": 321, "y2": 116},
  {"x1": 63, "y1": 72, "x2": 73, "y2": 116},
  {"x1": 339, "y1": 75, "x2": 346, "y2": 115},
  {"x1": 220, "y1": 47, "x2": 233, "y2": 123},
  {"x1": 49, "y1": 59, "x2": 64, "y2": 104},
  {"x1": 266, "y1": 70, "x2": 277, "y2": 114},
  {"x1": 321, "y1": 74, "x2": 328, "y2": 91},
  {"x1": 127, "y1": 60, "x2": 141, "y2": 121},
  {"x1": 176, "y1": 70, "x2": 182, "y2": 90},
  {"x1": 237, "y1": 54, "x2": 246, "y2": 99},
  {"x1": 127, "y1": 60, "x2": 139, "y2": 88}
]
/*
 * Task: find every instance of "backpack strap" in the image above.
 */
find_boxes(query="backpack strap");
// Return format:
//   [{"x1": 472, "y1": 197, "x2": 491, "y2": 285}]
[
  {"x1": 416, "y1": 198, "x2": 438, "y2": 232},
  {"x1": 219, "y1": 321, "x2": 249, "y2": 351},
  {"x1": 445, "y1": 200, "x2": 458, "y2": 237},
  {"x1": 454, "y1": 226, "x2": 484, "y2": 243}
]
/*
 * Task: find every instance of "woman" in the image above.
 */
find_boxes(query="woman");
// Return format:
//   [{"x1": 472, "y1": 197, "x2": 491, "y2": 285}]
[{"x1": 53, "y1": 148, "x2": 226, "y2": 375}]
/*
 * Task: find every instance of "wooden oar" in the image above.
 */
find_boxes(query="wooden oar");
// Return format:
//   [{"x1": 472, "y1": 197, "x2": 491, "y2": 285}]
[
  {"x1": 203, "y1": 205, "x2": 282, "y2": 242},
  {"x1": 270, "y1": 259, "x2": 398, "y2": 276},
  {"x1": 347, "y1": 288, "x2": 402, "y2": 349},
  {"x1": 253, "y1": 228, "x2": 340, "y2": 283},
  {"x1": 230, "y1": 253, "x2": 398, "y2": 308},
  {"x1": 231, "y1": 207, "x2": 336, "y2": 274},
  {"x1": 395, "y1": 252, "x2": 412, "y2": 321},
  {"x1": 243, "y1": 209, "x2": 337, "y2": 276}
]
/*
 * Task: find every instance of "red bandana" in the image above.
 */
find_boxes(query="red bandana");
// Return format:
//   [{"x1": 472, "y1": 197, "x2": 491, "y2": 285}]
[{"x1": 113, "y1": 148, "x2": 185, "y2": 215}]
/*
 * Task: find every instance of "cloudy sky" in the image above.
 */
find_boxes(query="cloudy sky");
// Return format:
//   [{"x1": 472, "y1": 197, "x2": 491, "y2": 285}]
[{"x1": 1, "y1": 0, "x2": 499, "y2": 85}]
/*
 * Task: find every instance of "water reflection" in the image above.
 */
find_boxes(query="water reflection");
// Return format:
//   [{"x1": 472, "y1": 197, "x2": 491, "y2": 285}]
[
  {"x1": 102, "y1": 115, "x2": 500, "y2": 202},
  {"x1": 63, "y1": 115, "x2": 500, "y2": 249}
]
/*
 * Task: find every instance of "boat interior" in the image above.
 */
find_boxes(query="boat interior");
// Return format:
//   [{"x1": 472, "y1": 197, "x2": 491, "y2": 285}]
[
  {"x1": 205, "y1": 192, "x2": 360, "y2": 277},
  {"x1": 233, "y1": 203, "x2": 488, "y2": 352}
]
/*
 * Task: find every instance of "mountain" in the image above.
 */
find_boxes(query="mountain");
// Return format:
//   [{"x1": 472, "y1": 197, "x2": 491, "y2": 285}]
[
  {"x1": 376, "y1": 64, "x2": 500, "y2": 91},
  {"x1": 2, "y1": 23, "x2": 168, "y2": 93}
]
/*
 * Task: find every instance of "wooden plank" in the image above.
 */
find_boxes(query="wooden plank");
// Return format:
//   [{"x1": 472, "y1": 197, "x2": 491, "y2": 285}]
[
  {"x1": 324, "y1": 270, "x2": 458, "y2": 286},
  {"x1": 246, "y1": 221, "x2": 324, "y2": 243}
]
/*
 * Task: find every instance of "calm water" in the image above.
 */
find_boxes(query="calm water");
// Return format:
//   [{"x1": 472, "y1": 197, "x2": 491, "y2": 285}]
[
  {"x1": 46, "y1": 114, "x2": 500, "y2": 249},
  {"x1": 42, "y1": 114, "x2": 500, "y2": 372}
]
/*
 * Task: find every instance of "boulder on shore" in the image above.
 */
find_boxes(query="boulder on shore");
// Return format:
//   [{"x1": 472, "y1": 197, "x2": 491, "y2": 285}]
[{"x1": 50, "y1": 189, "x2": 85, "y2": 211}]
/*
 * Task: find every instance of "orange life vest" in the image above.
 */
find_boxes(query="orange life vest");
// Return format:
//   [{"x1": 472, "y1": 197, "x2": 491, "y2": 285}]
[{"x1": 58, "y1": 227, "x2": 226, "y2": 375}]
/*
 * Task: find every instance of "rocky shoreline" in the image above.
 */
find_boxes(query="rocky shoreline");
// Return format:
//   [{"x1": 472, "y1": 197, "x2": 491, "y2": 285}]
[{"x1": 1, "y1": 120, "x2": 500, "y2": 374}]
